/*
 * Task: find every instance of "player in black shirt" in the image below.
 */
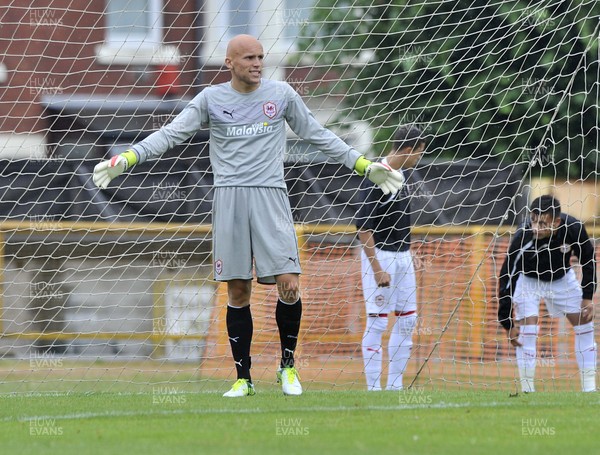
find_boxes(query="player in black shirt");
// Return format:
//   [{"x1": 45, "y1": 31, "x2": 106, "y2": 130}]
[
  {"x1": 497, "y1": 195, "x2": 597, "y2": 392},
  {"x1": 355, "y1": 125, "x2": 426, "y2": 391}
]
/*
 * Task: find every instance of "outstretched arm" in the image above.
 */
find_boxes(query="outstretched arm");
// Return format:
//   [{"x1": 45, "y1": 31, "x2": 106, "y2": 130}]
[
  {"x1": 92, "y1": 93, "x2": 206, "y2": 189},
  {"x1": 284, "y1": 87, "x2": 404, "y2": 195}
]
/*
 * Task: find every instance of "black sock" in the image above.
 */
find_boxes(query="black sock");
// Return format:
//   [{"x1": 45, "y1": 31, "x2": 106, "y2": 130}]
[
  {"x1": 276, "y1": 298, "x2": 302, "y2": 368},
  {"x1": 226, "y1": 305, "x2": 253, "y2": 382}
]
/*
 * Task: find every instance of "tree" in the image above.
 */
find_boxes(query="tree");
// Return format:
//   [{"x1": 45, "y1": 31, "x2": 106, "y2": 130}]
[{"x1": 299, "y1": 0, "x2": 600, "y2": 178}]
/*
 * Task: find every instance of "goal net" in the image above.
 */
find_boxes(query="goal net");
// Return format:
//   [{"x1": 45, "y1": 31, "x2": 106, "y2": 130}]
[{"x1": 0, "y1": 0, "x2": 598, "y2": 395}]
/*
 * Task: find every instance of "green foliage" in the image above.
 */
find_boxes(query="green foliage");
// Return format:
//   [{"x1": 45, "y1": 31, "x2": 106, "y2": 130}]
[{"x1": 299, "y1": 0, "x2": 600, "y2": 177}]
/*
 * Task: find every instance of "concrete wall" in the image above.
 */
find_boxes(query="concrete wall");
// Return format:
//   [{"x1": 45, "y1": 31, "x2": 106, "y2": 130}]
[{"x1": 0, "y1": 255, "x2": 215, "y2": 361}]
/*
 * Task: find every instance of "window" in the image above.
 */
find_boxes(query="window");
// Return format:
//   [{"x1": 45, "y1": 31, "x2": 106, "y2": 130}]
[
  {"x1": 97, "y1": 0, "x2": 180, "y2": 66},
  {"x1": 209, "y1": 0, "x2": 258, "y2": 43},
  {"x1": 105, "y1": 0, "x2": 162, "y2": 46}
]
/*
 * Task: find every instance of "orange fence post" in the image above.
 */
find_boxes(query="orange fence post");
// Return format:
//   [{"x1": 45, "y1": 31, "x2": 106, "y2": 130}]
[
  {"x1": 468, "y1": 229, "x2": 488, "y2": 360},
  {"x1": 296, "y1": 224, "x2": 309, "y2": 361}
]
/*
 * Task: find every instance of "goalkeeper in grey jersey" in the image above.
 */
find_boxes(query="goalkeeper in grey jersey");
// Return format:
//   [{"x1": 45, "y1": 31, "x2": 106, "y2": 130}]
[{"x1": 93, "y1": 34, "x2": 404, "y2": 397}]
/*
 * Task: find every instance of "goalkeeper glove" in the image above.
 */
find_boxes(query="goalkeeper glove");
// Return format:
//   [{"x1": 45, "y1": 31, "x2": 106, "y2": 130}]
[
  {"x1": 354, "y1": 156, "x2": 405, "y2": 195},
  {"x1": 93, "y1": 150, "x2": 138, "y2": 189}
]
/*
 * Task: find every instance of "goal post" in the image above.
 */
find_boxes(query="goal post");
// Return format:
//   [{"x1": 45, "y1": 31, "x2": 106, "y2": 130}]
[{"x1": 0, "y1": 1, "x2": 598, "y2": 394}]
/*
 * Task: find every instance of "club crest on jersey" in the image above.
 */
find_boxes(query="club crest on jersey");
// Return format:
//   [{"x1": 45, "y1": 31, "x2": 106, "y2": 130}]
[
  {"x1": 215, "y1": 259, "x2": 223, "y2": 275},
  {"x1": 263, "y1": 101, "x2": 277, "y2": 119},
  {"x1": 375, "y1": 295, "x2": 385, "y2": 306},
  {"x1": 559, "y1": 244, "x2": 571, "y2": 253}
]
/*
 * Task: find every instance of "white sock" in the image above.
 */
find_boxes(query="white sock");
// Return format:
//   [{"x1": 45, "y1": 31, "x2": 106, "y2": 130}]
[
  {"x1": 362, "y1": 316, "x2": 387, "y2": 391},
  {"x1": 573, "y1": 322, "x2": 597, "y2": 392},
  {"x1": 516, "y1": 325, "x2": 538, "y2": 393},
  {"x1": 387, "y1": 313, "x2": 416, "y2": 390}
]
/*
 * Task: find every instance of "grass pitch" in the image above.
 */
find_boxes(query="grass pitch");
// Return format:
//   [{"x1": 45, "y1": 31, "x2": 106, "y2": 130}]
[{"x1": 1, "y1": 387, "x2": 598, "y2": 455}]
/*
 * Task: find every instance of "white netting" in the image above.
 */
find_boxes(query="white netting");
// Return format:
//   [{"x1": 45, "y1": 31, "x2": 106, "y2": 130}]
[{"x1": 0, "y1": 0, "x2": 598, "y2": 393}]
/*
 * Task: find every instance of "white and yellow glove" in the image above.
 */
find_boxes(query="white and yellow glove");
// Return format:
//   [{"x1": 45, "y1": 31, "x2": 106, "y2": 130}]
[
  {"x1": 354, "y1": 156, "x2": 405, "y2": 195},
  {"x1": 93, "y1": 150, "x2": 138, "y2": 189}
]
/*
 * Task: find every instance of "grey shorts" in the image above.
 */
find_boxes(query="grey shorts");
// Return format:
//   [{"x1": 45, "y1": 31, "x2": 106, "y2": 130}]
[{"x1": 212, "y1": 186, "x2": 301, "y2": 284}]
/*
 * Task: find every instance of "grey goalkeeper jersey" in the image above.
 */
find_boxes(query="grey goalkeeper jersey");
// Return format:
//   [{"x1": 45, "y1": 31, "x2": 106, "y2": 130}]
[{"x1": 130, "y1": 79, "x2": 362, "y2": 188}]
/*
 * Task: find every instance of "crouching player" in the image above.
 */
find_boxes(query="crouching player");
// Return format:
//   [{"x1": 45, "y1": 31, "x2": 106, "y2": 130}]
[{"x1": 498, "y1": 195, "x2": 597, "y2": 392}]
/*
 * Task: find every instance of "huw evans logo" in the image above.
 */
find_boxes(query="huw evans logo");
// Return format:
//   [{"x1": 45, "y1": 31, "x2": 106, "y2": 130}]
[
  {"x1": 226, "y1": 122, "x2": 273, "y2": 137},
  {"x1": 152, "y1": 386, "x2": 187, "y2": 405},
  {"x1": 29, "y1": 418, "x2": 63, "y2": 436}
]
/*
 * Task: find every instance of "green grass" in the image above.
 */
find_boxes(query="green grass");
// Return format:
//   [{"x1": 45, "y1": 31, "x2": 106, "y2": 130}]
[{"x1": 0, "y1": 388, "x2": 598, "y2": 455}]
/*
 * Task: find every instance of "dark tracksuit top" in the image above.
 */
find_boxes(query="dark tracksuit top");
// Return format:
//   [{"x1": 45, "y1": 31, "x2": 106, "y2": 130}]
[{"x1": 355, "y1": 165, "x2": 411, "y2": 252}]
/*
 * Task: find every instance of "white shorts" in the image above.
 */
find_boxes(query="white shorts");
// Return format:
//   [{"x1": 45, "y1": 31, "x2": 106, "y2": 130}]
[
  {"x1": 360, "y1": 249, "x2": 417, "y2": 315},
  {"x1": 513, "y1": 269, "x2": 583, "y2": 319}
]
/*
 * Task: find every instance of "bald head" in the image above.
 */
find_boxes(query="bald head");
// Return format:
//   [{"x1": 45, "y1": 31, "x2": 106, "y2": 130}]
[
  {"x1": 225, "y1": 35, "x2": 264, "y2": 93},
  {"x1": 226, "y1": 34, "x2": 263, "y2": 59}
]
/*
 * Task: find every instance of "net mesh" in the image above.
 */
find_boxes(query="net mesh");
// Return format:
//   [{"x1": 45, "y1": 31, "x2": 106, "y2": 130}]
[{"x1": 0, "y1": 0, "x2": 598, "y2": 393}]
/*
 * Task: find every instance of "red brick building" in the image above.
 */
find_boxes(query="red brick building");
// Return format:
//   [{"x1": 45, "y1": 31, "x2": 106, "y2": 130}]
[{"x1": 0, "y1": 1, "x2": 322, "y2": 159}]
